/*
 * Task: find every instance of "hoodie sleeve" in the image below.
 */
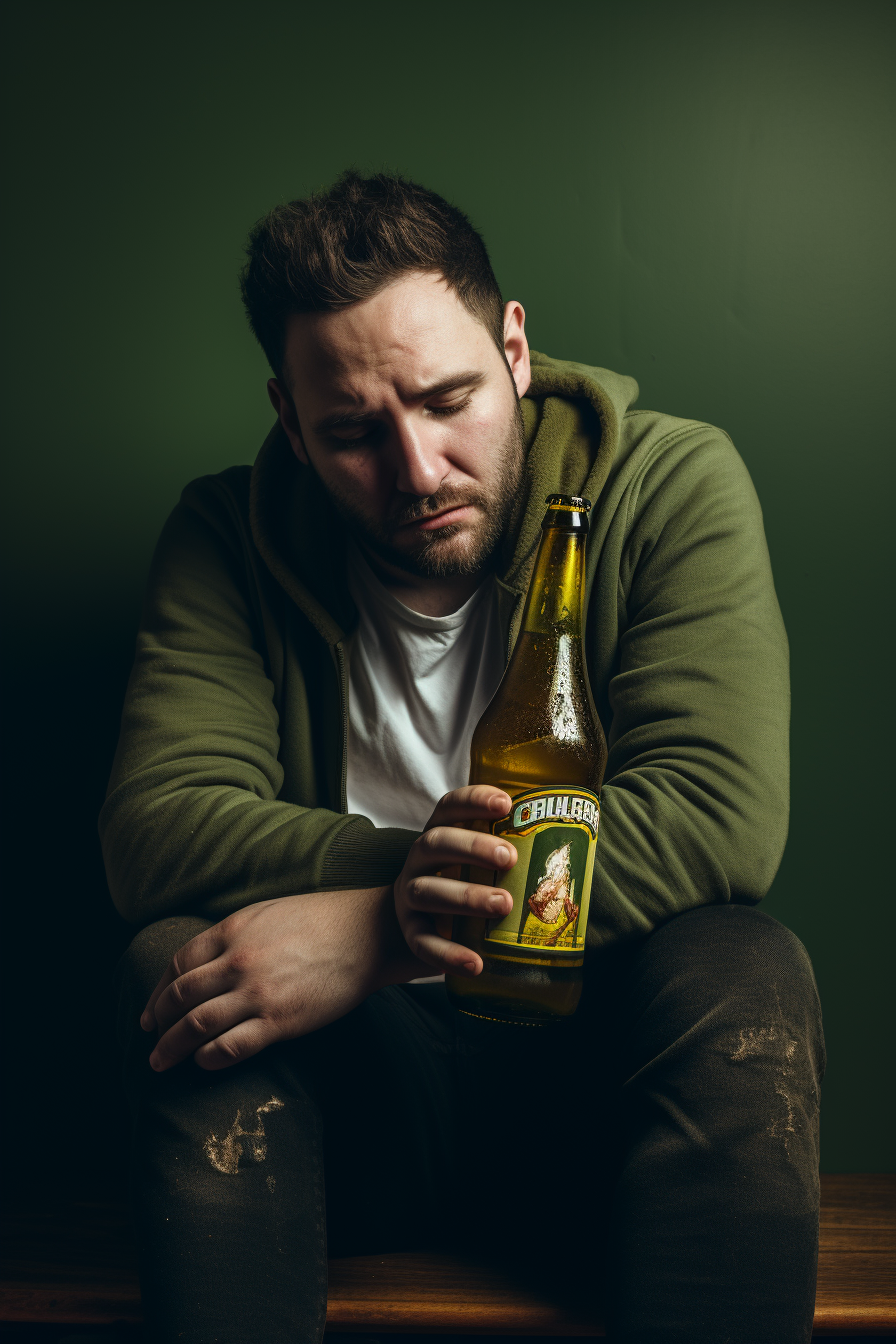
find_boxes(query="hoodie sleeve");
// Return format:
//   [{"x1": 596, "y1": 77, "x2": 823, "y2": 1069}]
[
  {"x1": 99, "y1": 482, "x2": 416, "y2": 926},
  {"x1": 588, "y1": 427, "x2": 790, "y2": 948}
]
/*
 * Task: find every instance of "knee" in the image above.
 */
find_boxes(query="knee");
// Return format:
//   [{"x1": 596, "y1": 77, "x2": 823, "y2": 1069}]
[
  {"x1": 114, "y1": 915, "x2": 214, "y2": 1047},
  {"x1": 628, "y1": 905, "x2": 825, "y2": 1073},
  {"x1": 645, "y1": 904, "x2": 817, "y2": 1003}
]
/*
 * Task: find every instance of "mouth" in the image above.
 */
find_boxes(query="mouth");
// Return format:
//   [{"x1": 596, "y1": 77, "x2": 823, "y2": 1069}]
[{"x1": 399, "y1": 503, "x2": 475, "y2": 533}]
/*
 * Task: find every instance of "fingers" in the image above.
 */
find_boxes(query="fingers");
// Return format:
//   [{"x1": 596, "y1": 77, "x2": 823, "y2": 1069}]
[
  {"x1": 394, "y1": 822, "x2": 518, "y2": 973},
  {"x1": 141, "y1": 925, "x2": 229, "y2": 1031},
  {"x1": 150, "y1": 960, "x2": 236, "y2": 1035},
  {"x1": 400, "y1": 917, "x2": 483, "y2": 977},
  {"x1": 193, "y1": 1018, "x2": 279, "y2": 1072},
  {"x1": 402, "y1": 873, "x2": 513, "y2": 920},
  {"x1": 425, "y1": 785, "x2": 512, "y2": 830},
  {"x1": 405, "y1": 824, "x2": 517, "y2": 880},
  {"x1": 149, "y1": 991, "x2": 250, "y2": 1072}
]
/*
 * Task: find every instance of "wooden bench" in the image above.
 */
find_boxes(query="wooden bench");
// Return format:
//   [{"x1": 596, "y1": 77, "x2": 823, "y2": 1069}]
[{"x1": 1, "y1": 1175, "x2": 893, "y2": 1336}]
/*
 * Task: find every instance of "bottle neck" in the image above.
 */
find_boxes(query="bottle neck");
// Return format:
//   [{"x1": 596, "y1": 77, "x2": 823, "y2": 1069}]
[{"x1": 519, "y1": 522, "x2": 586, "y2": 638}]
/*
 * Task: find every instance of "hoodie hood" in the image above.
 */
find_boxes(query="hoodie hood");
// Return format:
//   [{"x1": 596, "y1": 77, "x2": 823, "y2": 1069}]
[{"x1": 249, "y1": 352, "x2": 639, "y2": 645}]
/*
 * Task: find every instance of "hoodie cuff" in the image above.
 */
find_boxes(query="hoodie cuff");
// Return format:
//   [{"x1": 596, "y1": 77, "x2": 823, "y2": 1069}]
[{"x1": 320, "y1": 817, "x2": 418, "y2": 889}]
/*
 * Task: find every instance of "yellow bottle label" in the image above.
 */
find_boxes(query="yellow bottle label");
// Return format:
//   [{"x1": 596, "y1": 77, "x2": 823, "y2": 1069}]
[{"x1": 476, "y1": 787, "x2": 600, "y2": 959}]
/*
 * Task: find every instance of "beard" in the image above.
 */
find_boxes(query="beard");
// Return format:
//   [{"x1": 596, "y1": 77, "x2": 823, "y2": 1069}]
[{"x1": 324, "y1": 398, "x2": 526, "y2": 579}]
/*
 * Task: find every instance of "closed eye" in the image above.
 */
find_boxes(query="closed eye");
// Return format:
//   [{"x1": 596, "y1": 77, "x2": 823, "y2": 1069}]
[
  {"x1": 326, "y1": 423, "x2": 384, "y2": 446},
  {"x1": 326, "y1": 396, "x2": 472, "y2": 444},
  {"x1": 427, "y1": 396, "x2": 472, "y2": 418}
]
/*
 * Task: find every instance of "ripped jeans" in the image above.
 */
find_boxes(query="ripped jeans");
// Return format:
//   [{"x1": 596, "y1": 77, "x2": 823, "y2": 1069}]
[{"x1": 115, "y1": 903, "x2": 825, "y2": 1344}]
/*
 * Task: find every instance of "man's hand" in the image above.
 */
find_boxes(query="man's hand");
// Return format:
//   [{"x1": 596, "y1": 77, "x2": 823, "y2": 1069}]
[
  {"x1": 140, "y1": 885, "x2": 431, "y2": 1073},
  {"x1": 393, "y1": 784, "x2": 517, "y2": 976},
  {"x1": 141, "y1": 785, "x2": 515, "y2": 1072}
]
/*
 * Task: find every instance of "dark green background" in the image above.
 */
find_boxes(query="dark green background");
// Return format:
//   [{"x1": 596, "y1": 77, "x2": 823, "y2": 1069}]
[{"x1": 3, "y1": 0, "x2": 893, "y2": 1188}]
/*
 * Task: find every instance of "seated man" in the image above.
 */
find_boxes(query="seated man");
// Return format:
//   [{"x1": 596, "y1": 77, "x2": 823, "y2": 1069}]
[{"x1": 104, "y1": 171, "x2": 824, "y2": 1344}]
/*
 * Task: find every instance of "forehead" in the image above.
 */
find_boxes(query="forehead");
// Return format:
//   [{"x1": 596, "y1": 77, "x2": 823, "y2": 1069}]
[{"x1": 282, "y1": 272, "x2": 496, "y2": 408}]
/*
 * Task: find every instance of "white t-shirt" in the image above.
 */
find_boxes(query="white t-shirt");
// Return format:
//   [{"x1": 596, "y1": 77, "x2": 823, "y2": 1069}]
[{"x1": 345, "y1": 543, "x2": 506, "y2": 831}]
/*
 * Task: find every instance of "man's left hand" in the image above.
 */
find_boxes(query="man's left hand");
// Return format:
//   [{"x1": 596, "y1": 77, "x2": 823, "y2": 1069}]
[{"x1": 140, "y1": 884, "x2": 430, "y2": 1072}]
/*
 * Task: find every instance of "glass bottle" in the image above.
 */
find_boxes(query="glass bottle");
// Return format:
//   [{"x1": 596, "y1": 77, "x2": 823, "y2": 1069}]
[{"x1": 446, "y1": 494, "x2": 607, "y2": 1023}]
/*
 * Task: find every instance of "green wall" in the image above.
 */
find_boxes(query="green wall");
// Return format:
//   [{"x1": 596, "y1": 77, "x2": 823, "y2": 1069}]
[{"x1": 3, "y1": 0, "x2": 893, "y2": 1185}]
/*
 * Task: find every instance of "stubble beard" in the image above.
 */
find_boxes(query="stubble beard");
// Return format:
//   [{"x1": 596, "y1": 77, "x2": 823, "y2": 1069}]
[{"x1": 327, "y1": 398, "x2": 526, "y2": 579}]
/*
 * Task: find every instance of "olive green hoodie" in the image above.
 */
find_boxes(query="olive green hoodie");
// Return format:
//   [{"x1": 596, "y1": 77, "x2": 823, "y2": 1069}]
[{"x1": 100, "y1": 352, "x2": 789, "y2": 949}]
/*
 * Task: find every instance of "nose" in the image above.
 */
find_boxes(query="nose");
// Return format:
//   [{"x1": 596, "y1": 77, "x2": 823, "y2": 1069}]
[{"x1": 389, "y1": 413, "x2": 449, "y2": 499}]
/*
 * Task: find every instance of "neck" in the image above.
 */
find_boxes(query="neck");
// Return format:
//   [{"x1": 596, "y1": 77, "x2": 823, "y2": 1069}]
[{"x1": 358, "y1": 544, "x2": 486, "y2": 617}]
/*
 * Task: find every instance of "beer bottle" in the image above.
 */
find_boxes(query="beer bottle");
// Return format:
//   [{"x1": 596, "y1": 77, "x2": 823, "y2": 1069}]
[{"x1": 446, "y1": 494, "x2": 607, "y2": 1023}]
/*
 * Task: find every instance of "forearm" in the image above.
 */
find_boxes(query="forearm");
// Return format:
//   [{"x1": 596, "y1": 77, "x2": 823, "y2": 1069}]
[{"x1": 100, "y1": 780, "x2": 416, "y2": 925}]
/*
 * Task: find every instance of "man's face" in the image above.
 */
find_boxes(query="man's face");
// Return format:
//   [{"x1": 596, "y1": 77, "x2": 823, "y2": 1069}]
[{"x1": 271, "y1": 272, "x2": 531, "y2": 578}]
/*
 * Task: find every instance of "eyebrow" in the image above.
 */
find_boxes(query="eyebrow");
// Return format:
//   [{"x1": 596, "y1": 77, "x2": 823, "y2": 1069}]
[{"x1": 311, "y1": 370, "x2": 486, "y2": 435}]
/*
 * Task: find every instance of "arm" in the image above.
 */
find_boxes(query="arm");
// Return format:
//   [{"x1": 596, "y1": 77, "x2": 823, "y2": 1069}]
[
  {"x1": 99, "y1": 476, "x2": 415, "y2": 925},
  {"x1": 142, "y1": 786, "x2": 516, "y2": 1071},
  {"x1": 590, "y1": 430, "x2": 790, "y2": 946}
]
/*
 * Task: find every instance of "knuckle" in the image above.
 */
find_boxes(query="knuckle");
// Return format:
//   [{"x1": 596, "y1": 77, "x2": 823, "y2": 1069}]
[
  {"x1": 215, "y1": 1036, "x2": 244, "y2": 1062},
  {"x1": 406, "y1": 876, "x2": 429, "y2": 905},
  {"x1": 185, "y1": 1010, "x2": 210, "y2": 1038},
  {"x1": 461, "y1": 884, "x2": 479, "y2": 910},
  {"x1": 227, "y1": 948, "x2": 254, "y2": 975}
]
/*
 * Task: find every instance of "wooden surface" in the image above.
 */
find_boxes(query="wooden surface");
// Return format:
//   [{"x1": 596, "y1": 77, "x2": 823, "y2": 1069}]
[
  {"x1": 812, "y1": 1175, "x2": 896, "y2": 1337},
  {"x1": 325, "y1": 1251, "x2": 598, "y2": 1335},
  {"x1": 1, "y1": 1174, "x2": 893, "y2": 1335}
]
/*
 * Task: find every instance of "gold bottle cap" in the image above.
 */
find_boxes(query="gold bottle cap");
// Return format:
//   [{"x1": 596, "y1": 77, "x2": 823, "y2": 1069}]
[{"x1": 544, "y1": 494, "x2": 592, "y2": 511}]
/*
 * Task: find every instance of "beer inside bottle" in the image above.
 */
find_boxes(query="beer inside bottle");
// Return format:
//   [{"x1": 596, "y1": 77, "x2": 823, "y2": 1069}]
[{"x1": 446, "y1": 494, "x2": 607, "y2": 1024}]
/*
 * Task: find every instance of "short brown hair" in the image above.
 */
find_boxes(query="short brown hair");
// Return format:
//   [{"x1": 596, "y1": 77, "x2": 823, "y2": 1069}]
[{"x1": 240, "y1": 171, "x2": 505, "y2": 378}]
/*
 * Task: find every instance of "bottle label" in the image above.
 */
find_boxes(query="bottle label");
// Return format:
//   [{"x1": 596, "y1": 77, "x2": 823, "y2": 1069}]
[{"x1": 477, "y1": 787, "x2": 600, "y2": 959}]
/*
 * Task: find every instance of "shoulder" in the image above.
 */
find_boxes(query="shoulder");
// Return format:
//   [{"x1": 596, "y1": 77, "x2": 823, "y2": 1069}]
[
  {"x1": 154, "y1": 465, "x2": 259, "y2": 564},
  {"x1": 608, "y1": 408, "x2": 756, "y2": 520},
  {"x1": 176, "y1": 464, "x2": 253, "y2": 526},
  {"x1": 144, "y1": 466, "x2": 263, "y2": 601}
]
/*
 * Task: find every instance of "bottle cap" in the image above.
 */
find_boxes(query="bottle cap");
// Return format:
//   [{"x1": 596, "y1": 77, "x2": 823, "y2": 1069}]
[{"x1": 544, "y1": 494, "x2": 592, "y2": 511}]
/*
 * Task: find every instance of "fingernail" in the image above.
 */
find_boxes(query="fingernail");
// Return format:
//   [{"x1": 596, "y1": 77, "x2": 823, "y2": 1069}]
[
  {"x1": 494, "y1": 844, "x2": 511, "y2": 865},
  {"x1": 490, "y1": 794, "x2": 511, "y2": 811},
  {"x1": 149, "y1": 1053, "x2": 161, "y2": 1071},
  {"x1": 488, "y1": 892, "x2": 510, "y2": 913},
  {"x1": 140, "y1": 1011, "x2": 151, "y2": 1031}
]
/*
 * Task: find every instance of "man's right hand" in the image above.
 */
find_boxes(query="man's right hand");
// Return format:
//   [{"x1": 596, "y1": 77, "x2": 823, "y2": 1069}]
[{"x1": 393, "y1": 784, "x2": 517, "y2": 977}]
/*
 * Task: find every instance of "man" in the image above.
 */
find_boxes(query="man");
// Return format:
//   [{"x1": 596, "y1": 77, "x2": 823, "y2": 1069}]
[{"x1": 104, "y1": 172, "x2": 824, "y2": 1344}]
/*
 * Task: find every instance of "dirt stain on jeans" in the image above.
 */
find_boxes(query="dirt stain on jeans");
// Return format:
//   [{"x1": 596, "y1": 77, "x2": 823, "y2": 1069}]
[
  {"x1": 731, "y1": 1022, "x2": 800, "y2": 1151},
  {"x1": 204, "y1": 1096, "x2": 285, "y2": 1175}
]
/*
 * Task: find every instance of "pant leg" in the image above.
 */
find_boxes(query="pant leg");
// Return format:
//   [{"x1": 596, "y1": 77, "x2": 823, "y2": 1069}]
[
  {"x1": 603, "y1": 903, "x2": 825, "y2": 1344},
  {"x1": 115, "y1": 919, "x2": 463, "y2": 1344},
  {"x1": 116, "y1": 916, "x2": 330, "y2": 1344}
]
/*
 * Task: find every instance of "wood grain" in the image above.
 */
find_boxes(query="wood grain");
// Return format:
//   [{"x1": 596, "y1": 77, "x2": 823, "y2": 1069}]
[{"x1": 1, "y1": 1174, "x2": 893, "y2": 1334}]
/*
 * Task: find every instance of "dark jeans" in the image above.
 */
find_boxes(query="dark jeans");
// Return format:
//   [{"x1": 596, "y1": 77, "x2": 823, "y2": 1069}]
[{"x1": 115, "y1": 903, "x2": 825, "y2": 1344}]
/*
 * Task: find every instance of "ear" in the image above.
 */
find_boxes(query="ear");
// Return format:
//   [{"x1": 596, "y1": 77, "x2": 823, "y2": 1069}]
[
  {"x1": 267, "y1": 378, "x2": 309, "y2": 465},
  {"x1": 502, "y1": 301, "x2": 531, "y2": 399}
]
